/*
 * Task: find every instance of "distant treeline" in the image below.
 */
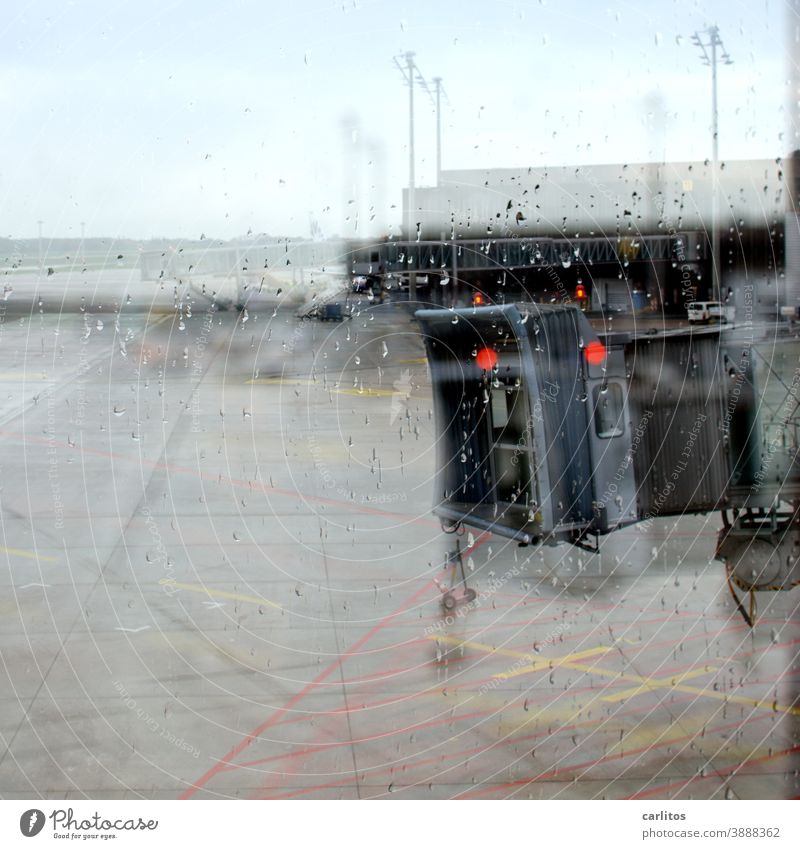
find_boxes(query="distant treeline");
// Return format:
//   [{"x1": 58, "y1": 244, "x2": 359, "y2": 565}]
[
  {"x1": 0, "y1": 237, "x2": 223, "y2": 260},
  {"x1": 0, "y1": 234, "x2": 323, "y2": 261}
]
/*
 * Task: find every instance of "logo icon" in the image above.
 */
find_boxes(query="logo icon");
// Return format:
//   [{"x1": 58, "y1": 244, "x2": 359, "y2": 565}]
[
  {"x1": 20, "y1": 809, "x2": 46, "y2": 837},
  {"x1": 390, "y1": 368, "x2": 414, "y2": 425}
]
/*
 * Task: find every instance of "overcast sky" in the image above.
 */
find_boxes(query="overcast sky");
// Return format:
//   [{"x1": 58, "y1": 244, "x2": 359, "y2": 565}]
[{"x1": 0, "y1": 0, "x2": 794, "y2": 240}]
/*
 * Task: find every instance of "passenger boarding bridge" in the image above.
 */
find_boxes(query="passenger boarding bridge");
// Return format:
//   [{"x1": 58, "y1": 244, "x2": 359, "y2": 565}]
[{"x1": 139, "y1": 239, "x2": 349, "y2": 308}]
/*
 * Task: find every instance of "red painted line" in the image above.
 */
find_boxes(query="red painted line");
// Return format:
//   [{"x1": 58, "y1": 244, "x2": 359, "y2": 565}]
[
  {"x1": 263, "y1": 700, "x2": 775, "y2": 800},
  {"x1": 180, "y1": 533, "x2": 491, "y2": 798},
  {"x1": 240, "y1": 707, "x2": 492, "y2": 775},
  {"x1": 282, "y1": 660, "x2": 778, "y2": 797},
  {"x1": 242, "y1": 677, "x2": 666, "y2": 775},
  {"x1": 263, "y1": 664, "x2": 611, "y2": 735},
  {"x1": 179, "y1": 576, "x2": 438, "y2": 797},
  {"x1": 0, "y1": 428, "x2": 439, "y2": 528},
  {"x1": 257, "y1": 624, "x2": 799, "y2": 731},
  {"x1": 455, "y1": 713, "x2": 782, "y2": 800},
  {"x1": 627, "y1": 745, "x2": 800, "y2": 799}
]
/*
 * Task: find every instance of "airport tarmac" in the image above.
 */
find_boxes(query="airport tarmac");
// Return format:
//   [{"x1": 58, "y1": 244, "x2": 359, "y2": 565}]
[{"x1": 0, "y1": 274, "x2": 798, "y2": 800}]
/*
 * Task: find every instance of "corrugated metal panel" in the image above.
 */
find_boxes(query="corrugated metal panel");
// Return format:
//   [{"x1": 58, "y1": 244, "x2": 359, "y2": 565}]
[
  {"x1": 625, "y1": 333, "x2": 729, "y2": 516},
  {"x1": 785, "y1": 212, "x2": 800, "y2": 308},
  {"x1": 530, "y1": 306, "x2": 594, "y2": 527}
]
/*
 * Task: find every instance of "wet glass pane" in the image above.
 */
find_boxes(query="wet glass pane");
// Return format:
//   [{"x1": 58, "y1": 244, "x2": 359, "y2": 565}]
[{"x1": 1, "y1": 0, "x2": 797, "y2": 818}]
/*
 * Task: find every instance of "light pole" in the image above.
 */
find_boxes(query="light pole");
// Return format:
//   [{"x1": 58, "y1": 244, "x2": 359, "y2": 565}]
[
  {"x1": 393, "y1": 51, "x2": 417, "y2": 238},
  {"x1": 433, "y1": 76, "x2": 443, "y2": 187},
  {"x1": 394, "y1": 51, "x2": 419, "y2": 300},
  {"x1": 691, "y1": 25, "x2": 733, "y2": 304}
]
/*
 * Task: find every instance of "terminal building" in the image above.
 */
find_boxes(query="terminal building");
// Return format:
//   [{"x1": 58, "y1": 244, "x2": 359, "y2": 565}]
[{"x1": 388, "y1": 154, "x2": 798, "y2": 316}]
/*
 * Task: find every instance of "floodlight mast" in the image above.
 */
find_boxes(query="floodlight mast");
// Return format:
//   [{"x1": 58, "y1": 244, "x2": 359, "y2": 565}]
[
  {"x1": 394, "y1": 53, "x2": 445, "y2": 301},
  {"x1": 691, "y1": 25, "x2": 733, "y2": 304}
]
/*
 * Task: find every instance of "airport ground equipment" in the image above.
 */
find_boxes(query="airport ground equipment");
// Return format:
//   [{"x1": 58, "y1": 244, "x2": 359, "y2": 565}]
[
  {"x1": 435, "y1": 541, "x2": 477, "y2": 611},
  {"x1": 416, "y1": 303, "x2": 799, "y2": 624}
]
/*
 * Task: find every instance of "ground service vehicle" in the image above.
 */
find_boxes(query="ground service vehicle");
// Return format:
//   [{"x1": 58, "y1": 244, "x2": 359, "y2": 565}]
[
  {"x1": 416, "y1": 303, "x2": 800, "y2": 624},
  {"x1": 687, "y1": 301, "x2": 736, "y2": 324}
]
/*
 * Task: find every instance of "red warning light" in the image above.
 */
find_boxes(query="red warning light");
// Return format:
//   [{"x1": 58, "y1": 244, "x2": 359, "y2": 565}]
[
  {"x1": 475, "y1": 347, "x2": 498, "y2": 370},
  {"x1": 472, "y1": 292, "x2": 486, "y2": 306},
  {"x1": 584, "y1": 340, "x2": 606, "y2": 366},
  {"x1": 575, "y1": 284, "x2": 587, "y2": 300}
]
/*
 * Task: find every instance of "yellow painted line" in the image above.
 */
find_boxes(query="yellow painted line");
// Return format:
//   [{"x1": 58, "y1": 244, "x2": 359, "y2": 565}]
[
  {"x1": 247, "y1": 376, "x2": 395, "y2": 397},
  {"x1": 431, "y1": 631, "x2": 799, "y2": 718},
  {"x1": 426, "y1": 633, "x2": 800, "y2": 717},
  {"x1": 428, "y1": 633, "x2": 536, "y2": 661},
  {"x1": 398, "y1": 357, "x2": 427, "y2": 364},
  {"x1": 670, "y1": 684, "x2": 800, "y2": 717},
  {"x1": 334, "y1": 387, "x2": 396, "y2": 397},
  {"x1": 581, "y1": 661, "x2": 797, "y2": 717},
  {"x1": 159, "y1": 579, "x2": 282, "y2": 610},
  {"x1": 428, "y1": 634, "x2": 613, "y2": 675},
  {"x1": 0, "y1": 546, "x2": 57, "y2": 562},
  {"x1": 247, "y1": 377, "x2": 315, "y2": 386},
  {"x1": 496, "y1": 647, "x2": 616, "y2": 679},
  {"x1": 600, "y1": 667, "x2": 713, "y2": 702}
]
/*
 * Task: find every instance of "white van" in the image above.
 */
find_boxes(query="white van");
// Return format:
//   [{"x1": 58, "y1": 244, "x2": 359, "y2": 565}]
[{"x1": 687, "y1": 301, "x2": 735, "y2": 324}]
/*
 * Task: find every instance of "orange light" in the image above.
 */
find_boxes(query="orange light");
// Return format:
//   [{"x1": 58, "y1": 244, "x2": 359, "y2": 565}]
[
  {"x1": 475, "y1": 347, "x2": 498, "y2": 370},
  {"x1": 472, "y1": 292, "x2": 485, "y2": 306},
  {"x1": 575, "y1": 284, "x2": 586, "y2": 300},
  {"x1": 585, "y1": 340, "x2": 606, "y2": 365}
]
